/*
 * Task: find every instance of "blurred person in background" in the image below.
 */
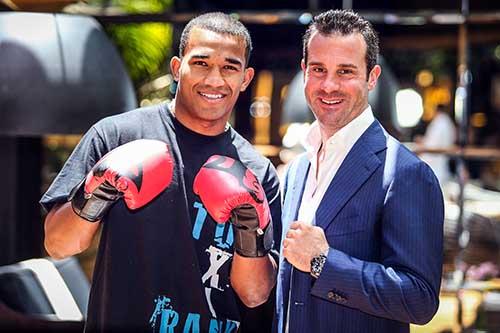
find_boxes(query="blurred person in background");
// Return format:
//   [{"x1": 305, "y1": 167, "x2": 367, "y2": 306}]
[{"x1": 416, "y1": 103, "x2": 457, "y2": 184}]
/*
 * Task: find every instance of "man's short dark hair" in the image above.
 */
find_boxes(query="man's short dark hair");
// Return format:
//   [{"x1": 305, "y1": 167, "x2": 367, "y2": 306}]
[
  {"x1": 302, "y1": 10, "x2": 379, "y2": 78},
  {"x1": 179, "y1": 12, "x2": 253, "y2": 67}
]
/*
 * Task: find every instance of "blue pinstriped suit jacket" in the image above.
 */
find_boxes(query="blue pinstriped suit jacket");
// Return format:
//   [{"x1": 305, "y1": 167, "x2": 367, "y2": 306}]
[{"x1": 275, "y1": 121, "x2": 444, "y2": 333}]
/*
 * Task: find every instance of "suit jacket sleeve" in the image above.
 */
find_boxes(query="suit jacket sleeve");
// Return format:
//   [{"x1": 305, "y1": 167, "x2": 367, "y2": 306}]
[{"x1": 310, "y1": 160, "x2": 444, "y2": 325}]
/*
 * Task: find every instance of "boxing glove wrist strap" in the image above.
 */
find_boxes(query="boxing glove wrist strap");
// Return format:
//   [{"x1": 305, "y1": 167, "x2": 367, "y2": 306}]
[
  {"x1": 231, "y1": 205, "x2": 273, "y2": 257},
  {"x1": 68, "y1": 179, "x2": 121, "y2": 222}
]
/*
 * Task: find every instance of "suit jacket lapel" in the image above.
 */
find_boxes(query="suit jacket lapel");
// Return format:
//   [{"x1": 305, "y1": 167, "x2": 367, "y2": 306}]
[
  {"x1": 279, "y1": 154, "x2": 310, "y2": 318},
  {"x1": 285, "y1": 154, "x2": 310, "y2": 226},
  {"x1": 315, "y1": 121, "x2": 387, "y2": 230}
]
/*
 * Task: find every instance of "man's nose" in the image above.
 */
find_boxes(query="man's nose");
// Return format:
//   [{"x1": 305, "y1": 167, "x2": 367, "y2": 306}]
[
  {"x1": 320, "y1": 74, "x2": 340, "y2": 93},
  {"x1": 204, "y1": 66, "x2": 225, "y2": 87}
]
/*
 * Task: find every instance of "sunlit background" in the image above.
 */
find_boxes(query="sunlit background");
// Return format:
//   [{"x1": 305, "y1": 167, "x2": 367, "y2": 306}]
[{"x1": 1, "y1": 1, "x2": 500, "y2": 332}]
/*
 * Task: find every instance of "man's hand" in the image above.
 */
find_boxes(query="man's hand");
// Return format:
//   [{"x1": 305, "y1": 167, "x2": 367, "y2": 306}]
[
  {"x1": 283, "y1": 221, "x2": 329, "y2": 272},
  {"x1": 70, "y1": 139, "x2": 174, "y2": 222},
  {"x1": 193, "y1": 155, "x2": 272, "y2": 257}
]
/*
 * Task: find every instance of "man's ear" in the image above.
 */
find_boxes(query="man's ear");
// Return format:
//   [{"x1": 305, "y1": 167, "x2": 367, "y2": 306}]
[
  {"x1": 301, "y1": 58, "x2": 306, "y2": 72},
  {"x1": 367, "y1": 64, "x2": 381, "y2": 91},
  {"x1": 301, "y1": 58, "x2": 307, "y2": 81},
  {"x1": 240, "y1": 67, "x2": 255, "y2": 92},
  {"x1": 170, "y1": 56, "x2": 181, "y2": 81}
]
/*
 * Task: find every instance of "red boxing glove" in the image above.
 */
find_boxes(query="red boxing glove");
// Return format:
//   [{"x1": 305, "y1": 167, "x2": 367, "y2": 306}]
[
  {"x1": 193, "y1": 155, "x2": 273, "y2": 257},
  {"x1": 69, "y1": 139, "x2": 174, "y2": 222}
]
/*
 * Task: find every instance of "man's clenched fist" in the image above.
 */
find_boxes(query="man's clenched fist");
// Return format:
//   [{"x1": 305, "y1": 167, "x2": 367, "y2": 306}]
[
  {"x1": 193, "y1": 155, "x2": 273, "y2": 257},
  {"x1": 70, "y1": 139, "x2": 174, "y2": 222}
]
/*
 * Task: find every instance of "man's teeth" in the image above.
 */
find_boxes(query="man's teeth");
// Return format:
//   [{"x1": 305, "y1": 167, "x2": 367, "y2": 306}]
[
  {"x1": 321, "y1": 98, "x2": 341, "y2": 105},
  {"x1": 200, "y1": 92, "x2": 224, "y2": 99}
]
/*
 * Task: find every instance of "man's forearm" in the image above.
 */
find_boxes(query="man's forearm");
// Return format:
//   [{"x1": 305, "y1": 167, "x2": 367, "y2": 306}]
[
  {"x1": 230, "y1": 253, "x2": 277, "y2": 308},
  {"x1": 44, "y1": 202, "x2": 100, "y2": 259}
]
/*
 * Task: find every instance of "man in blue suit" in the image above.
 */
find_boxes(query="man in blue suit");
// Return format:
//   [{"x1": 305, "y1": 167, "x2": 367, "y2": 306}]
[{"x1": 276, "y1": 10, "x2": 444, "y2": 333}]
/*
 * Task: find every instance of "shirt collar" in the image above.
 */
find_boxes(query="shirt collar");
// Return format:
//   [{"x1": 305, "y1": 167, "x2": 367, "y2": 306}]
[{"x1": 302, "y1": 105, "x2": 375, "y2": 156}]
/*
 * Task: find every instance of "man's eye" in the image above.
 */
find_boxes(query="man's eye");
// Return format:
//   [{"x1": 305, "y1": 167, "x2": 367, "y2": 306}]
[
  {"x1": 193, "y1": 61, "x2": 208, "y2": 66},
  {"x1": 223, "y1": 65, "x2": 238, "y2": 71},
  {"x1": 339, "y1": 69, "x2": 353, "y2": 75},
  {"x1": 312, "y1": 67, "x2": 325, "y2": 73}
]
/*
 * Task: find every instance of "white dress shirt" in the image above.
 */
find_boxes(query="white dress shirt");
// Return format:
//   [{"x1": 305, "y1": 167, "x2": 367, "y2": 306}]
[{"x1": 298, "y1": 106, "x2": 375, "y2": 225}]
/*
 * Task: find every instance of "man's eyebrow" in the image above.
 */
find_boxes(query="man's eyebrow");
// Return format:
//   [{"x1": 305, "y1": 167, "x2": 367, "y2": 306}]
[
  {"x1": 225, "y1": 57, "x2": 243, "y2": 67},
  {"x1": 190, "y1": 54, "x2": 209, "y2": 60},
  {"x1": 338, "y1": 63, "x2": 358, "y2": 69},
  {"x1": 307, "y1": 62, "x2": 358, "y2": 69},
  {"x1": 189, "y1": 54, "x2": 242, "y2": 67},
  {"x1": 307, "y1": 61, "x2": 324, "y2": 67}
]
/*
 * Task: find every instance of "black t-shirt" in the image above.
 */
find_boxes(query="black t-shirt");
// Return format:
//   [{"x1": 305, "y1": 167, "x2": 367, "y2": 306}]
[{"x1": 40, "y1": 103, "x2": 282, "y2": 333}]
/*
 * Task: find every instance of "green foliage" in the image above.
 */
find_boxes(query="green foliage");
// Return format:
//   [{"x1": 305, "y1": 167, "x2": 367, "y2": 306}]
[
  {"x1": 122, "y1": 0, "x2": 173, "y2": 13},
  {"x1": 87, "y1": 0, "x2": 173, "y2": 13},
  {"x1": 106, "y1": 23, "x2": 173, "y2": 84},
  {"x1": 88, "y1": 0, "x2": 174, "y2": 85}
]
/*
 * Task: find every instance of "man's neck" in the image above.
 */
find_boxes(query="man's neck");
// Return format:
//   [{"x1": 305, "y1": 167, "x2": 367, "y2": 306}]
[
  {"x1": 170, "y1": 100, "x2": 229, "y2": 136},
  {"x1": 317, "y1": 104, "x2": 370, "y2": 142}
]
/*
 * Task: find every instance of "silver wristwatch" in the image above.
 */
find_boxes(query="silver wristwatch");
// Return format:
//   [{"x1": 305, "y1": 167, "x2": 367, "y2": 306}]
[{"x1": 310, "y1": 252, "x2": 327, "y2": 279}]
